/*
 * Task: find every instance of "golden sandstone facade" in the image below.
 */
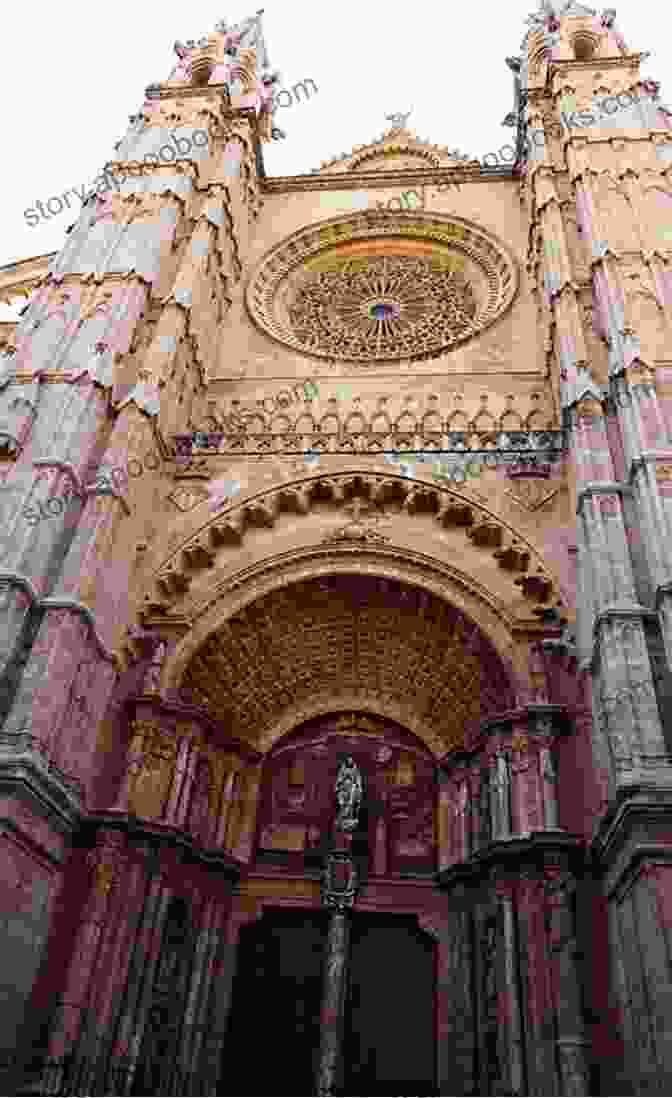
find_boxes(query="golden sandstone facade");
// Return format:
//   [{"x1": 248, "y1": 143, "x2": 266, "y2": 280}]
[{"x1": 0, "y1": 3, "x2": 671, "y2": 1094}]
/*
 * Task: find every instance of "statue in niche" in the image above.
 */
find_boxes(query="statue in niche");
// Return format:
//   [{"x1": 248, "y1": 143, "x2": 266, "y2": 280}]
[
  {"x1": 187, "y1": 756, "x2": 213, "y2": 844},
  {"x1": 335, "y1": 755, "x2": 363, "y2": 832},
  {"x1": 143, "y1": 640, "x2": 166, "y2": 694}
]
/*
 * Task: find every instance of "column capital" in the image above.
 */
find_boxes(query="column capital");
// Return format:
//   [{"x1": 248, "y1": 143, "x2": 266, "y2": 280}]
[
  {"x1": 576, "y1": 481, "x2": 631, "y2": 514},
  {"x1": 592, "y1": 603, "x2": 656, "y2": 640}
]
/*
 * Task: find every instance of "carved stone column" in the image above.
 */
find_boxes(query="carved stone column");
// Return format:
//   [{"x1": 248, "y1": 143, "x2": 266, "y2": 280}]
[
  {"x1": 373, "y1": 815, "x2": 387, "y2": 875},
  {"x1": 544, "y1": 857, "x2": 591, "y2": 1097},
  {"x1": 180, "y1": 894, "x2": 219, "y2": 1091},
  {"x1": 231, "y1": 761, "x2": 263, "y2": 862},
  {"x1": 316, "y1": 905, "x2": 351, "y2": 1097},
  {"x1": 92, "y1": 842, "x2": 152, "y2": 1047},
  {"x1": 516, "y1": 872, "x2": 560, "y2": 1095},
  {"x1": 164, "y1": 737, "x2": 193, "y2": 826},
  {"x1": 499, "y1": 882, "x2": 526, "y2": 1098},
  {"x1": 45, "y1": 830, "x2": 128, "y2": 1069},
  {"x1": 434, "y1": 898, "x2": 477, "y2": 1096},
  {"x1": 315, "y1": 756, "x2": 363, "y2": 1096},
  {"x1": 198, "y1": 901, "x2": 239, "y2": 1097},
  {"x1": 116, "y1": 866, "x2": 172, "y2": 1087},
  {"x1": 215, "y1": 766, "x2": 238, "y2": 847}
]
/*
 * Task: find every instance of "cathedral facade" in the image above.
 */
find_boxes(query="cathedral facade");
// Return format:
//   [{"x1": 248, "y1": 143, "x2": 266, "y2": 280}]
[{"x1": 0, "y1": 3, "x2": 671, "y2": 1094}]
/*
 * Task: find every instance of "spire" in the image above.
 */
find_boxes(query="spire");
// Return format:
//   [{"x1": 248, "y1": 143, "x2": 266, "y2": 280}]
[{"x1": 166, "y1": 8, "x2": 282, "y2": 141}]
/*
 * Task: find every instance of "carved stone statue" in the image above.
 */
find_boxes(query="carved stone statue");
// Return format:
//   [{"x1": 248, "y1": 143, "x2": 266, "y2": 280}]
[
  {"x1": 143, "y1": 640, "x2": 166, "y2": 694},
  {"x1": 384, "y1": 110, "x2": 412, "y2": 131},
  {"x1": 335, "y1": 755, "x2": 363, "y2": 831}
]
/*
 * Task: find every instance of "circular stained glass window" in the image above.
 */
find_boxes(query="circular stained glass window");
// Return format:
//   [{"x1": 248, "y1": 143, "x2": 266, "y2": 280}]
[
  {"x1": 368, "y1": 301, "x2": 400, "y2": 320},
  {"x1": 246, "y1": 211, "x2": 519, "y2": 363}
]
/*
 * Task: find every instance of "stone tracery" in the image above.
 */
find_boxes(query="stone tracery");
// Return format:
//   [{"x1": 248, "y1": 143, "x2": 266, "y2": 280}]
[
  {"x1": 246, "y1": 210, "x2": 519, "y2": 363},
  {"x1": 287, "y1": 254, "x2": 478, "y2": 361}
]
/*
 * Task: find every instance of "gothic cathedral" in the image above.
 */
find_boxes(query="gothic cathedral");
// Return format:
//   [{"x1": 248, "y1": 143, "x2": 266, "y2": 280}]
[{"x1": 0, "y1": 3, "x2": 671, "y2": 1094}]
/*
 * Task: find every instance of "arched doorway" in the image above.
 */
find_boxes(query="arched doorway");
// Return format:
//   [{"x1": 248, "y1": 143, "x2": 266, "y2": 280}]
[
  {"x1": 221, "y1": 709, "x2": 442, "y2": 1095},
  {"x1": 343, "y1": 911, "x2": 435, "y2": 1095},
  {"x1": 224, "y1": 905, "x2": 436, "y2": 1096},
  {"x1": 159, "y1": 570, "x2": 521, "y2": 1094},
  {"x1": 225, "y1": 907, "x2": 328, "y2": 1095}
]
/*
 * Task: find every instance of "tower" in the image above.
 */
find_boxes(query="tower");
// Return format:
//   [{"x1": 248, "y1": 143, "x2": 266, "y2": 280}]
[
  {"x1": 0, "y1": 3, "x2": 671, "y2": 1095},
  {"x1": 519, "y1": 5, "x2": 672, "y2": 1092}
]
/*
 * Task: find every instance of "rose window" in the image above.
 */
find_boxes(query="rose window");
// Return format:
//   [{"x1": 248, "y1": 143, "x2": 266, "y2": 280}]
[
  {"x1": 246, "y1": 212, "x2": 519, "y2": 363},
  {"x1": 287, "y1": 256, "x2": 477, "y2": 361}
]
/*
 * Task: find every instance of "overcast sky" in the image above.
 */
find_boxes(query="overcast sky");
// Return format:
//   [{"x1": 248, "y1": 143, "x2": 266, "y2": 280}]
[{"x1": 0, "y1": 0, "x2": 669, "y2": 317}]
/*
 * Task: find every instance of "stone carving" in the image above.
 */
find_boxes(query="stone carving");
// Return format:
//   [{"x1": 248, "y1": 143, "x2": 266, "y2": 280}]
[
  {"x1": 60, "y1": 652, "x2": 100, "y2": 765},
  {"x1": 142, "y1": 640, "x2": 166, "y2": 694},
  {"x1": 86, "y1": 831, "x2": 126, "y2": 899},
  {"x1": 505, "y1": 474, "x2": 558, "y2": 512},
  {"x1": 335, "y1": 755, "x2": 363, "y2": 831},
  {"x1": 321, "y1": 498, "x2": 391, "y2": 545},
  {"x1": 384, "y1": 110, "x2": 413, "y2": 130},
  {"x1": 147, "y1": 475, "x2": 562, "y2": 633},
  {"x1": 557, "y1": 1038, "x2": 591, "y2": 1097},
  {"x1": 181, "y1": 575, "x2": 515, "y2": 755},
  {"x1": 127, "y1": 720, "x2": 179, "y2": 819},
  {"x1": 321, "y1": 851, "x2": 358, "y2": 909},
  {"x1": 481, "y1": 908, "x2": 504, "y2": 1092},
  {"x1": 416, "y1": 912, "x2": 443, "y2": 940},
  {"x1": 288, "y1": 255, "x2": 477, "y2": 362},
  {"x1": 187, "y1": 755, "x2": 214, "y2": 844},
  {"x1": 245, "y1": 211, "x2": 519, "y2": 364},
  {"x1": 166, "y1": 484, "x2": 211, "y2": 513},
  {"x1": 183, "y1": 415, "x2": 563, "y2": 459}
]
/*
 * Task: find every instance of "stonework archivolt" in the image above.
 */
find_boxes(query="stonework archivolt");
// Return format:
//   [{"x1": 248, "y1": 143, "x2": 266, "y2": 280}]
[
  {"x1": 171, "y1": 573, "x2": 516, "y2": 756},
  {"x1": 143, "y1": 470, "x2": 563, "y2": 622},
  {"x1": 150, "y1": 533, "x2": 556, "y2": 757}
]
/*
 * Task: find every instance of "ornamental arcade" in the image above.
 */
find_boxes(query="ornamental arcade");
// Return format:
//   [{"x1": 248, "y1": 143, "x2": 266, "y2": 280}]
[{"x1": 0, "y1": 3, "x2": 672, "y2": 1095}]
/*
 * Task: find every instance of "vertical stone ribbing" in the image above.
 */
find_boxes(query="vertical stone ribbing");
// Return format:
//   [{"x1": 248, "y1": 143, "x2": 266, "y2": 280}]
[
  {"x1": 436, "y1": 903, "x2": 476, "y2": 1096},
  {"x1": 45, "y1": 830, "x2": 127, "y2": 1066},
  {"x1": 500, "y1": 886, "x2": 526, "y2": 1097},
  {"x1": 182, "y1": 896, "x2": 220, "y2": 1091},
  {"x1": 115, "y1": 872, "x2": 171, "y2": 1080},
  {"x1": 315, "y1": 909, "x2": 350, "y2": 1097}
]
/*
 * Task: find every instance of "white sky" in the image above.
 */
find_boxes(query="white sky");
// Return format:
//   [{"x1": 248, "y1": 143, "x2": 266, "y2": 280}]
[{"x1": 0, "y1": 0, "x2": 669, "y2": 316}]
